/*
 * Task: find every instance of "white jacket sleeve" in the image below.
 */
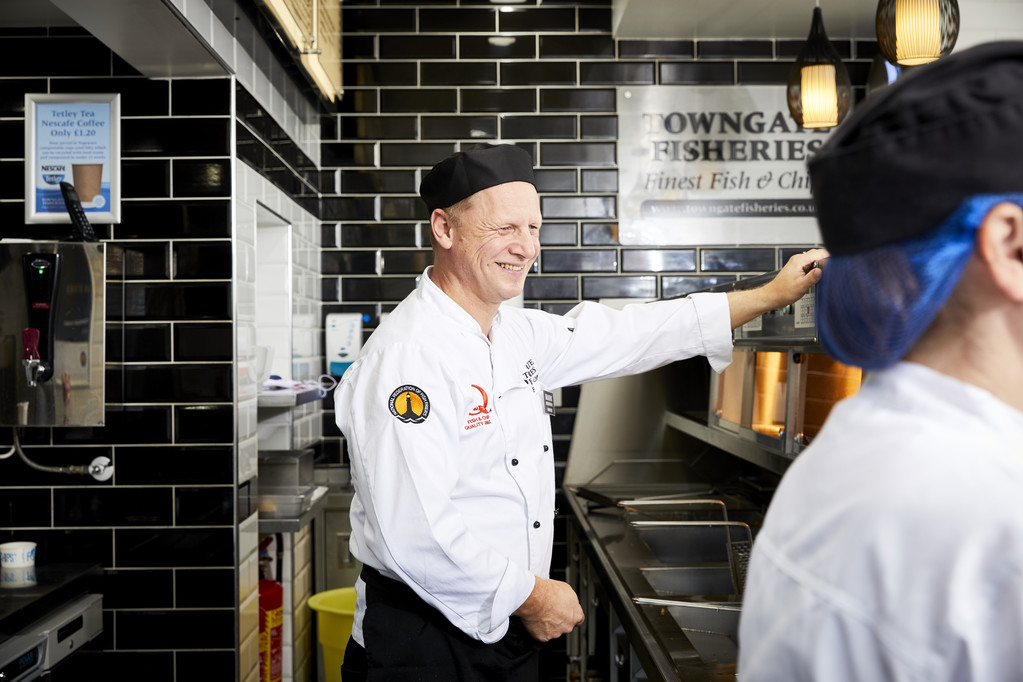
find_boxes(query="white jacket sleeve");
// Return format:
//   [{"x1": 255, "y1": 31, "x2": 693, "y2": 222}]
[
  {"x1": 336, "y1": 344, "x2": 536, "y2": 643},
  {"x1": 527, "y1": 292, "x2": 733, "y2": 390}
]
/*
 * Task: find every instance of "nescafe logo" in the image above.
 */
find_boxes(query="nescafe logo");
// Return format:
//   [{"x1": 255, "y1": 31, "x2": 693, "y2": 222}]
[{"x1": 40, "y1": 164, "x2": 67, "y2": 185}]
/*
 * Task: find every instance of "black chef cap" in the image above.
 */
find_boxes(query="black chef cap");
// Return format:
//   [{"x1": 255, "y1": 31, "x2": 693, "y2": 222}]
[
  {"x1": 808, "y1": 40, "x2": 1023, "y2": 256},
  {"x1": 419, "y1": 144, "x2": 535, "y2": 213}
]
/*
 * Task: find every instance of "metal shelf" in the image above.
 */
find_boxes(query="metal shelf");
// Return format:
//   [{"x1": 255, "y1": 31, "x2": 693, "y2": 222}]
[
  {"x1": 664, "y1": 412, "x2": 792, "y2": 476},
  {"x1": 257, "y1": 387, "x2": 324, "y2": 408},
  {"x1": 258, "y1": 485, "x2": 329, "y2": 534}
]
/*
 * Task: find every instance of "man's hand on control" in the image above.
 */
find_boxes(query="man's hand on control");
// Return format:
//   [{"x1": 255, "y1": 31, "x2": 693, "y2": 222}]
[
  {"x1": 726, "y1": 248, "x2": 829, "y2": 329},
  {"x1": 514, "y1": 576, "x2": 585, "y2": 642},
  {"x1": 769, "y1": 248, "x2": 829, "y2": 307}
]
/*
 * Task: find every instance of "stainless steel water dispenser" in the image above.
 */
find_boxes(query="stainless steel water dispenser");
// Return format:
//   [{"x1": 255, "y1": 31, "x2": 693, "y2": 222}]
[{"x1": 0, "y1": 241, "x2": 105, "y2": 426}]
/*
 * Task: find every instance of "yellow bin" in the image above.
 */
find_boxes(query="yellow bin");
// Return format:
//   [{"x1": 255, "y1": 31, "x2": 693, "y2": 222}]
[{"x1": 309, "y1": 587, "x2": 357, "y2": 682}]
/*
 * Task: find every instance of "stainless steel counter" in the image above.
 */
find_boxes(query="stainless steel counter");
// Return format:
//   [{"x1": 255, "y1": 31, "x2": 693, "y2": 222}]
[{"x1": 567, "y1": 482, "x2": 766, "y2": 681}]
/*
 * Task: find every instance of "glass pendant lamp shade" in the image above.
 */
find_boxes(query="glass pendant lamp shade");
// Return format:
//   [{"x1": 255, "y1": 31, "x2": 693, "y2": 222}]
[
  {"x1": 787, "y1": 7, "x2": 852, "y2": 129},
  {"x1": 876, "y1": 0, "x2": 959, "y2": 66},
  {"x1": 801, "y1": 64, "x2": 839, "y2": 126}
]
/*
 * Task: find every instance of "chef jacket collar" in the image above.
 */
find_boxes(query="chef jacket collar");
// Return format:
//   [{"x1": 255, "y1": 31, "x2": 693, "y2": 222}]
[{"x1": 419, "y1": 266, "x2": 496, "y2": 337}]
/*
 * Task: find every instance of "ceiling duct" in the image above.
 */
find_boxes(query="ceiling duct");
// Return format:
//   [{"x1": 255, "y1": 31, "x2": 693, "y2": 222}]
[
  {"x1": 611, "y1": 0, "x2": 877, "y2": 40},
  {"x1": 48, "y1": 0, "x2": 227, "y2": 78}
]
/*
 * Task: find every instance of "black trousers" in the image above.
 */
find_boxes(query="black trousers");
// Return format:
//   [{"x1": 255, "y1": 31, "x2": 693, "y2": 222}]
[{"x1": 340, "y1": 566, "x2": 542, "y2": 682}]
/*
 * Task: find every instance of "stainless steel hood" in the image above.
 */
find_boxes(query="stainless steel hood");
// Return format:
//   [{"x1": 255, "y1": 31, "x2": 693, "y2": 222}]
[
  {"x1": 0, "y1": 0, "x2": 227, "y2": 78},
  {"x1": 612, "y1": 0, "x2": 878, "y2": 40}
]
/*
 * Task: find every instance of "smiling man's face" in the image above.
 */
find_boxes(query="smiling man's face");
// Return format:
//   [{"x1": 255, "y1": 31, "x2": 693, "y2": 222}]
[{"x1": 446, "y1": 181, "x2": 542, "y2": 309}]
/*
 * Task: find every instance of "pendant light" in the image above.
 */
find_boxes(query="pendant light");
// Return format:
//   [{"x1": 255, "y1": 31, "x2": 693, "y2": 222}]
[
  {"x1": 876, "y1": 0, "x2": 959, "y2": 66},
  {"x1": 787, "y1": 5, "x2": 852, "y2": 129}
]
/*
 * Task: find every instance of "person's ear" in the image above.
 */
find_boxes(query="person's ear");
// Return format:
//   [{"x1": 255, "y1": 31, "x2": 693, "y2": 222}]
[
  {"x1": 431, "y1": 209, "x2": 454, "y2": 251},
  {"x1": 977, "y1": 202, "x2": 1023, "y2": 302}
]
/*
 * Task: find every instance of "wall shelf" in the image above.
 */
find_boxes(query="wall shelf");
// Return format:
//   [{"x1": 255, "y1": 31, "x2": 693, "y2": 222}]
[
  {"x1": 258, "y1": 485, "x2": 329, "y2": 534},
  {"x1": 258, "y1": 386, "x2": 324, "y2": 408},
  {"x1": 663, "y1": 411, "x2": 793, "y2": 476}
]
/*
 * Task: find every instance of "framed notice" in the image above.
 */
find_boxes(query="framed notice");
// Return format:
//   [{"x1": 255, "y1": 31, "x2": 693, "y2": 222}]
[
  {"x1": 25, "y1": 93, "x2": 121, "y2": 224},
  {"x1": 618, "y1": 86, "x2": 828, "y2": 245}
]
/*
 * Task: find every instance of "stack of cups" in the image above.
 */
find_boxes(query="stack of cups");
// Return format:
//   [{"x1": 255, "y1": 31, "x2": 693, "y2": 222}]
[{"x1": 1, "y1": 541, "x2": 37, "y2": 588}]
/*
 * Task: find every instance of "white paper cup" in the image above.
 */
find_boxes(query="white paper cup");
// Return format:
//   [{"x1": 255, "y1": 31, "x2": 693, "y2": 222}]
[
  {"x1": 0, "y1": 541, "x2": 36, "y2": 567},
  {"x1": 1, "y1": 566, "x2": 37, "y2": 588}
]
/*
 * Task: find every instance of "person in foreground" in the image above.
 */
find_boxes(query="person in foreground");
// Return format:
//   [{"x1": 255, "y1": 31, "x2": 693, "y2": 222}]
[
  {"x1": 335, "y1": 142, "x2": 825, "y2": 681},
  {"x1": 737, "y1": 41, "x2": 1023, "y2": 681}
]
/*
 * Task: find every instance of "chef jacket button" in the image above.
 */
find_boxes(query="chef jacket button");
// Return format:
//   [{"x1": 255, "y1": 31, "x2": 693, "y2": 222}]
[
  {"x1": 543, "y1": 445, "x2": 549, "y2": 452},
  {"x1": 533, "y1": 521, "x2": 541, "y2": 529},
  {"x1": 511, "y1": 458, "x2": 519, "y2": 466}
]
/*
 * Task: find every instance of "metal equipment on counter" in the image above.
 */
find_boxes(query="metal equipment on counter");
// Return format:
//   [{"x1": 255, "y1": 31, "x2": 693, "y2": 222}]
[
  {"x1": 0, "y1": 241, "x2": 105, "y2": 428},
  {"x1": 0, "y1": 564, "x2": 103, "y2": 681},
  {"x1": 563, "y1": 272, "x2": 863, "y2": 681},
  {"x1": 0, "y1": 241, "x2": 111, "y2": 481},
  {"x1": 565, "y1": 454, "x2": 762, "y2": 681}
]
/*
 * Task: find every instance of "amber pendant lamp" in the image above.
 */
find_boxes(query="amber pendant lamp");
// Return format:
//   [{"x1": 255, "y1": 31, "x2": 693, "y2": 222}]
[
  {"x1": 876, "y1": 0, "x2": 960, "y2": 66},
  {"x1": 787, "y1": 5, "x2": 852, "y2": 129}
]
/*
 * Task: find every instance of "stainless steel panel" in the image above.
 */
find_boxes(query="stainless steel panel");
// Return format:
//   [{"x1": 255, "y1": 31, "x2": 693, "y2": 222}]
[
  {"x1": 257, "y1": 448, "x2": 315, "y2": 488},
  {"x1": 639, "y1": 566, "x2": 735, "y2": 597},
  {"x1": 0, "y1": 242, "x2": 105, "y2": 427},
  {"x1": 644, "y1": 600, "x2": 741, "y2": 664}
]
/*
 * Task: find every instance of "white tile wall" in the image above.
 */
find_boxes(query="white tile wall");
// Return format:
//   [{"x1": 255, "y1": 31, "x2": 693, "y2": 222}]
[
  {"x1": 274, "y1": 525, "x2": 315, "y2": 682},
  {"x1": 178, "y1": 0, "x2": 321, "y2": 165},
  {"x1": 239, "y1": 434, "x2": 258, "y2": 484},
  {"x1": 238, "y1": 161, "x2": 325, "y2": 453},
  {"x1": 236, "y1": 134, "x2": 260, "y2": 494},
  {"x1": 239, "y1": 587, "x2": 259, "y2": 640},
  {"x1": 239, "y1": 592, "x2": 260, "y2": 679},
  {"x1": 223, "y1": 35, "x2": 324, "y2": 676},
  {"x1": 239, "y1": 511, "x2": 260, "y2": 563},
  {"x1": 239, "y1": 552, "x2": 259, "y2": 603}
]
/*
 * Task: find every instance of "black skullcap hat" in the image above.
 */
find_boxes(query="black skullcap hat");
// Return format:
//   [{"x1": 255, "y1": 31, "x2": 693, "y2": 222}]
[
  {"x1": 809, "y1": 40, "x2": 1023, "y2": 256},
  {"x1": 419, "y1": 144, "x2": 535, "y2": 212}
]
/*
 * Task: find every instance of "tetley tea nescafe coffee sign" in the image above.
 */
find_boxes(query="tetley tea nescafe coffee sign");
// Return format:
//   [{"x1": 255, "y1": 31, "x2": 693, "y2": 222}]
[
  {"x1": 25, "y1": 93, "x2": 121, "y2": 225},
  {"x1": 618, "y1": 86, "x2": 831, "y2": 245}
]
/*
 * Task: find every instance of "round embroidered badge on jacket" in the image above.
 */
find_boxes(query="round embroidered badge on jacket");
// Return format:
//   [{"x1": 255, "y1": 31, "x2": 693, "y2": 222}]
[{"x1": 388, "y1": 385, "x2": 430, "y2": 424}]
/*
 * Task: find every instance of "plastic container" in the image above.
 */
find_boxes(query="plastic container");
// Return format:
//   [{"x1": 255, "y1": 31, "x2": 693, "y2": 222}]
[
  {"x1": 257, "y1": 492, "x2": 307, "y2": 518},
  {"x1": 309, "y1": 587, "x2": 357, "y2": 682},
  {"x1": 257, "y1": 485, "x2": 316, "y2": 518}
]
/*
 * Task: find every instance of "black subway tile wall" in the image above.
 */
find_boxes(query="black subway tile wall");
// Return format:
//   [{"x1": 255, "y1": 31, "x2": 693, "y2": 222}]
[
  {"x1": 0, "y1": 28, "x2": 237, "y2": 681},
  {"x1": 539, "y1": 222, "x2": 579, "y2": 246},
  {"x1": 534, "y1": 169, "x2": 578, "y2": 193},
  {"x1": 322, "y1": 2, "x2": 873, "y2": 325},
  {"x1": 118, "y1": 324, "x2": 172, "y2": 362}
]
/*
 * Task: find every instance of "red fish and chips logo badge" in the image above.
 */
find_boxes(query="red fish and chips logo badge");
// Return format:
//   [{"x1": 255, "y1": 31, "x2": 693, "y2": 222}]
[
  {"x1": 389, "y1": 385, "x2": 430, "y2": 424},
  {"x1": 468, "y1": 384, "x2": 489, "y2": 416},
  {"x1": 465, "y1": 384, "x2": 492, "y2": 431}
]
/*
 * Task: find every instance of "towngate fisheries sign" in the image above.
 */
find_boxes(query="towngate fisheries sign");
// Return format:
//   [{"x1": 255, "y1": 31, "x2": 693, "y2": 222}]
[{"x1": 618, "y1": 86, "x2": 831, "y2": 246}]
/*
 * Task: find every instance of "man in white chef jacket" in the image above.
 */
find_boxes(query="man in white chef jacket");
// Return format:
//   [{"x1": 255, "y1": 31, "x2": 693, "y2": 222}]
[
  {"x1": 738, "y1": 42, "x2": 1023, "y2": 681},
  {"x1": 335, "y1": 143, "x2": 825, "y2": 681}
]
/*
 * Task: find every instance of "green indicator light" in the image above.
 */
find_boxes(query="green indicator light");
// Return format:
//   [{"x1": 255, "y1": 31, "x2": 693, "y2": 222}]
[{"x1": 38, "y1": 268, "x2": 44, "y2": 275}]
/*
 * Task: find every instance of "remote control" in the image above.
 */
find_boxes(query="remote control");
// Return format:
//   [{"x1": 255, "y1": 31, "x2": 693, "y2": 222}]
[{"x1": 59, "y1": 181, "x2": 98, "y2": 242}]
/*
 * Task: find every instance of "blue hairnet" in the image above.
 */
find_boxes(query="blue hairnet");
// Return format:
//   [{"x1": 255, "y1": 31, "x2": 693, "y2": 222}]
[{"x1": 817, "y1": 193, "x2": 1023, "y2": 371}]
